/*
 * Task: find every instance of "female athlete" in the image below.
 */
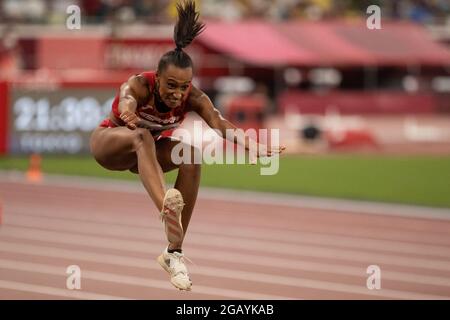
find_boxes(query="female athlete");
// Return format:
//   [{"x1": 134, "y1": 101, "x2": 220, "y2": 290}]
[{"x1": 90, "y1": 0, "x2": 284, "y2": 291}]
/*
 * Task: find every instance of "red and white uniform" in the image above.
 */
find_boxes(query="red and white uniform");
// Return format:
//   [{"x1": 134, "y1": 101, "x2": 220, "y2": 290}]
[{"x1": 100, "y1": 71, "x2": 192, "y2": 139}]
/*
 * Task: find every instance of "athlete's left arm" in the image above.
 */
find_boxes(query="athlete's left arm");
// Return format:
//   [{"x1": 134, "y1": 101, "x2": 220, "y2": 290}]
[{"x1": 188, "y1": 85, "x2": 285, "y2": 158}]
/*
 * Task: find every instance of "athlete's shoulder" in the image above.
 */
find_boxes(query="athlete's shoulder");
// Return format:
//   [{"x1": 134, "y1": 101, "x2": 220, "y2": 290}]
[
  {"x1": 125, "y1": 72, "x2": 147, "y2": 85},
  {"x1": 188, "y1": 84, "x2": 207, "y2": 103},
  {"x1": 187, "y1": 84, "x2": 210, "y2": 110},
  {"x1": 121, "y1": 73, "x2": 152, "y2": 104},
  {"x1": 139, "y1": 71, "x2": 156, "y2": 83}
]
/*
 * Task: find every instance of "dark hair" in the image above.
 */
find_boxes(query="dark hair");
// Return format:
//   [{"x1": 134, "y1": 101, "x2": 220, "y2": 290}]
[{"x1": 157, "y1": 0, "x2": 205, "y2": 74}]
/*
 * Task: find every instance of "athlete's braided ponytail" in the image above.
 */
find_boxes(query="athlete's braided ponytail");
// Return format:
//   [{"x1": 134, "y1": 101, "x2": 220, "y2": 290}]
[
  {"x1": 158, "y1": 0, "x2": 205, "y2": 73},
  {"x1": 173, "y1": 0, "x2": 205, "y2": 51}
]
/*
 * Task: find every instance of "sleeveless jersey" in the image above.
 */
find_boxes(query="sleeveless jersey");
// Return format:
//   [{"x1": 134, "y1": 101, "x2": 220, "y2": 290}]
[{"x1": 111, "y1": 71, "x2": 191, "y2": 127}]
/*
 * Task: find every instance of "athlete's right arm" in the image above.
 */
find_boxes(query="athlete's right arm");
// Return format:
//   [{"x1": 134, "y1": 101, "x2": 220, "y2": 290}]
[{"x1": 118, "y1": 74, "x2": 150, "y2": 130}]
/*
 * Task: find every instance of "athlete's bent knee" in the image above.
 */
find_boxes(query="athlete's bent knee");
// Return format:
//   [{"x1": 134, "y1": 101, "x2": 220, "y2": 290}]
[
  {"x1": 179, "y1": 162, "x2": 201, "y2": 174},
  {"x1": 132, "y1": 128, "x2": 155, "y2": 151},
  {"x1": 178, "y1": 145, "x2": 202, "y2": 165}
]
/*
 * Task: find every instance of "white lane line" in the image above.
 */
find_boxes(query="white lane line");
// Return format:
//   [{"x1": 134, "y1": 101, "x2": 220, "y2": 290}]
[
  {"x1": 200, "y1": 191, "x2": 450, "y2": 219},
  {"x1": 0, "y1": 280, "x2": 130, "y2": 300},
  {"x1": 2, "y1": 225, "x2": 450, "y2": 288},
  {"x1": 2, "y1": 226, "x2": 450, "y2": 289},
  {"x1": 2, "y1": 225, "x2": 450, "y2": 272},
  {"x1": 4, "y1": 203, "x2": 156, "y2": 228},
  {"x1": 5, "y1": 200, "x2": 450, "y2": 249},
  {"x1": 0, "y1": 258, "x2": 292, "y2": 300},
  {"x1": 0, "y1": 242, "x2": 447, "y2": 300},
  {"x1": 6, "y1": 212, "x2": 450, "y2": 259},
  {"x1": 4, "y1": 216, "x2": 450, "y2": 288},
  {"x1": 8, "y1": 196, "x2": 450, "y2": 235},
  {"x1": 4, "y1": 188, "x2": 450, "y2": 242},
  {"x1": 1, "y1": 172, "x2": 450, "y2": 220}
]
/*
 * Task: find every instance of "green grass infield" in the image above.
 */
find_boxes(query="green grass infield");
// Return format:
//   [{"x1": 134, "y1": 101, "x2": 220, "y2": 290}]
[{"x1": 1, "y1": 154, "x2": 450, "y2": 208}]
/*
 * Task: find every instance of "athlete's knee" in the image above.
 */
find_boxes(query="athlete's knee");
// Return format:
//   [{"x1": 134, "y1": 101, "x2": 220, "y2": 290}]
[
  {"x1": 179, "y1": 162, "x2": 201, "y2": 175},
  {"x1": 129, "y1": 164, "x2": 139, "y2": 174},
  {"x1": 136, "y1": 127, "x2": 153, "y2": 141},
  {"x1": 132, "y1": 128, "x2": 155, "y2": 150},
  {"x1": 89, "y1": 128, "x2": 101, "y2": 155},
  {"x1": 180, "y1": 144, "x2": 202, "y2": 165}
]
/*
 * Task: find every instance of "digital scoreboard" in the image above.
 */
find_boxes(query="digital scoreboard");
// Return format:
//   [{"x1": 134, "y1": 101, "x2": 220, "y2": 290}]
[{"x1": 9, "y1": 88, "x2": 115, "y2": 154}]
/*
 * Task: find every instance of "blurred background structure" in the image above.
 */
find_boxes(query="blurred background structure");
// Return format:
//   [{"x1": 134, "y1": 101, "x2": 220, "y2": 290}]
[
  {"x1": 1, "y1": 0, "x2": 449, "y2": 24},
  {"x1": 1, "y1": 0, "x2": 450, "y2": 156}
]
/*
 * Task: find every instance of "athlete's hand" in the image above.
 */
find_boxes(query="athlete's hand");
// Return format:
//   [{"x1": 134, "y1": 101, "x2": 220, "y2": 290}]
[
  {"x1": 258, "y1": 143, "x2": 286, "y2": 157},
  {"x1": 136, "y1": 119, "x2": 181, "y2": 134},
  {"x1": 120, "y1": 110, "x2": 180, "y2": 133},
  {"x1": 119, "y1": 110, "x2": 140, "y2": 130},
  {"x1": 136, "y1": 118, "x2": 164, "y2": 131},
  {"x1": 249, "y1": 142, "x2": 286, "y2": 165}
]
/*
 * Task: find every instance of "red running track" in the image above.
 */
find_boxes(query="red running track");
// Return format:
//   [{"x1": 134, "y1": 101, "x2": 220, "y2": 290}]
[{"x1": 0, "y1": 174, "x2": 450, "y2": 300}]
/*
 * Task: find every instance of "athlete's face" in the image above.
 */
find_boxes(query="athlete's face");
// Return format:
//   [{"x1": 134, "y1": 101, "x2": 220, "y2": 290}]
[{"x1": 156, "y1": 65, "x2": 193, "y2": 109}]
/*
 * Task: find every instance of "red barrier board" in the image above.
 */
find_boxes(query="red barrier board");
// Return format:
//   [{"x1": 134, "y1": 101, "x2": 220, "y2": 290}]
[
  {"x1": 278, "y1": 90, "x2": 438, "y2": 115},
  {"x1": 0, "y1": 81, "x2": 9, "y2": 154}
]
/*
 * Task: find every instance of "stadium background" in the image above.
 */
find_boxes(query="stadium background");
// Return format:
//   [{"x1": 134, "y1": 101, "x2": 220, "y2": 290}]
[{"x1": 1, "y1": 0, "x2": 450, "y2": 300}]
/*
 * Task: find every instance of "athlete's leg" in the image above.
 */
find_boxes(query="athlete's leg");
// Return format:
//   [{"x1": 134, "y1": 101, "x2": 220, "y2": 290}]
[
  {"x1": 91, "y1": 128, "x2": 193, "y2": 291},
  {"x1": 154, "y1": 138, "x2": 201, "y2": 250},
  {"x1": 126, "y1": 136, "x2": 201, "y2": 248},
  {"x1": 90, "y1": 127, "x2": 165, "y2": 211},
  {"x1": 152, "y1": 138, "x2": 200, "y2": 291}
]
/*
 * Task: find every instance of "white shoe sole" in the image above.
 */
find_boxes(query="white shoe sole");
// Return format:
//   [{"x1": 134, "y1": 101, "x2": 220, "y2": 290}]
[
  {"x1": 157, "y1": 254, "x2": 192, "y2": 291},
  {"x1": 161, "y1": 189, "x2": 185, "y2": 245}
]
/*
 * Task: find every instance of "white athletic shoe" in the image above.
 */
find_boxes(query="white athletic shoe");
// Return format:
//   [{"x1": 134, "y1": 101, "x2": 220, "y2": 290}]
[
  {"x1": 160, "y1": 188, "x2": 185, "y2": 245},
  {"x1": 157, "y1": 247, "x2": 192, "y2": 291}
]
